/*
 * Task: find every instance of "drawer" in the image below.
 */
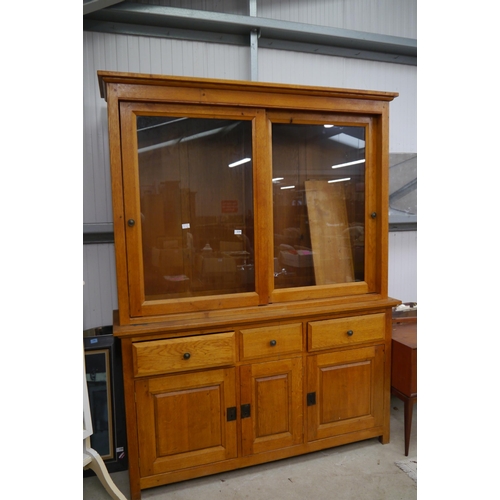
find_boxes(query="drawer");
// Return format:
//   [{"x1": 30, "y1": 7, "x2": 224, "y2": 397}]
[
  {"x1": 132, "y1": 331, "x2": 236, "y2": 377},
  {"x1": 240, "y1": 323, "x2": 303, "y2": 360},
  {"x1": 308, "y1": 313, "x2": 385, "y2": 352}
]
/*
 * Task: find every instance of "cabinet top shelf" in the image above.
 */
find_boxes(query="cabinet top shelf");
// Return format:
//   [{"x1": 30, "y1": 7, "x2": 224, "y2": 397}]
[{"x1": 97, "y1": 70, "x2": 399, "y2": 103}]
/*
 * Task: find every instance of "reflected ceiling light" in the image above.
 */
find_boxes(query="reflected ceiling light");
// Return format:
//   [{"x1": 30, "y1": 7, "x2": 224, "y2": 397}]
[
  {"x1": 228, "y1": 157, "x2": 251, "y2": 167},
  {"x1": 329, "y1": 133, "x2": 365, "y2": 149},
  {"x1": 328, "y1": 178, "x2": 351, "y2": 183},
  {"x1": 280, "y1": 185, "x2": 295, "y2": 190},
  {"x1": 137, "y1": 117, "x2": 188, "y2": 133},
  {"x1": 138, "y1": 125, "x2": 233, "y2": 153},
  {"x1": 331, "y1": 159, "x2": 365, "y2": 169},
  {"x1": 183, "y1": 127, "x2": 228, "y2": 143},
  {"x1": 272, "y1": 177, "x2": 284, "y2": 182},
  {"x1": 324, "y1": 124, "x2": 334, "y2": 128}
]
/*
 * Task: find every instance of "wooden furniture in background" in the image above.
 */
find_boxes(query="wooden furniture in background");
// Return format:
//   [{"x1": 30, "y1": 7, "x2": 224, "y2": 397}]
[
  {"x1": 98, "y1": 71, "x2": 399, "y2": 500},
  {"x1": 391, "y1": 318, "x2": 417, "y2": 456}
]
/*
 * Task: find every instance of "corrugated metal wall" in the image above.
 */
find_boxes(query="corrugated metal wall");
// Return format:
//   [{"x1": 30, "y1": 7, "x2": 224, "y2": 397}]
[
  {"x1": 388, "y1": 231, "x2": 417, "y2": 303},
  {"x1": 83, "y1": 243, "x2": 117, "y2": 328},
  {"x1": 83, "y1": 1, "x2": 417, "y2": 328},
  {"x1": 257, "y1": 0, "x2": 417, "y2": 38}
]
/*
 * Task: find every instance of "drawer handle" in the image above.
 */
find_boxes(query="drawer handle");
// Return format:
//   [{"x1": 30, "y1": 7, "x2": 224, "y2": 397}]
[
  {"x1": 183, "y1": 352, "x2": 191, "y2": 360},
  {"x1": 270, "y1": 340, "x2": 277, "y2": 347},
  {"x1": 347, "y1": 330, "x2": 354, "y2": 336}
]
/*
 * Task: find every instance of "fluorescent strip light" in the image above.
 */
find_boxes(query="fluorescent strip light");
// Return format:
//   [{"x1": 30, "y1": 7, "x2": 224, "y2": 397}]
[
  {"x1": 137, "y1": 117, "x2": 188, "y2": 133},
  {"x1": 331, "y1": 159, "x2": 365, "y2": 169},
  {"x1": 272, "y1": 177, "x2": 284, "y2": 182},
  {"x1": 138, "y1": 126, "x2": 228, "y2": 154},
  {"x1": 228, "y1": 157, "x2": 251, "y2": 168},
  {"x1": 138, "y1": 123, "x2": 239, "y2": 154},
  {"x1": 183, "y1": 127, "x2": 228, "y2": 143},
  {"x1": 280, "y1": 185, "x2": 295, "y2": 190},
  {"x1": 329, "y1": 133, "x2": 365, "y2": 149},
  {"x1": 328, "y1": 178, "x2": 351, "y2": 183}
]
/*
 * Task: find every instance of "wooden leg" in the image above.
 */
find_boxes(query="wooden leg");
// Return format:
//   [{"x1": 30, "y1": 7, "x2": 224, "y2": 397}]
[
  {"x1": 403, "y1": 398, "x2": 415, "y2": 457},
  {"x1": 129, "y1": 476, "x2": 142, "y2": 500}
]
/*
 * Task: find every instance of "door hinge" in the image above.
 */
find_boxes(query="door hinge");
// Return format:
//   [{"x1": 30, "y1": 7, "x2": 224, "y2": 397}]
[
  {"x1": 307, "y1": 392, "x2": 316, "y2": 406},
  {"x1": 241, "y1": 403, "x2": 251, "y2": 419},
  {"x1": 226, "y1": 407, "x2": 237, "y2": 422}
]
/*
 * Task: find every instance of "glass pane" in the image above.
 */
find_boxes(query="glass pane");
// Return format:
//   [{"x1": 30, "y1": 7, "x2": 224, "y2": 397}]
[
  {"x1": 137, "y1": 116, "x2": 254, "y2": 300},
  {"x1": 85, "y1": 350, "x2": 112, "y2": 458},
  {"x1": 272, "y1": 123, "x2": 365, "y2": 289}
]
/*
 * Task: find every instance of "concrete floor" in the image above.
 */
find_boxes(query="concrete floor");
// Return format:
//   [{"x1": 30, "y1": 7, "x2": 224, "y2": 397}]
[{"x1": 83, "y1": 396, "x2": 417, "y2": 500}]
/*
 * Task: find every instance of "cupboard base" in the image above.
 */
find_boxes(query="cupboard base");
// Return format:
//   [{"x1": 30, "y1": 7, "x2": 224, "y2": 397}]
[{"x1": 135, "y1": 427, "x2": 387, "y2": 498}]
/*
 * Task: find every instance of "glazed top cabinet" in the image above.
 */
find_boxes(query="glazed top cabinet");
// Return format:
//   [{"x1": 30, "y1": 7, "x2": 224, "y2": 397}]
[{"x1": 98, "y1": 71, "x2": 398, "y2": 325}]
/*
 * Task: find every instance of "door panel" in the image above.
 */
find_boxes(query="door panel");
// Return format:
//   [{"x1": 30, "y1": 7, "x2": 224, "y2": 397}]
[
  {"x1": 135, "y1": 368, "x2": 237, "y2": 476},
  {"x1": 240, "y1": 357, "x2": 303, "y2": 456},
  {"x1": 307, "y1": 345, "x2": 384, "y2": 441}
]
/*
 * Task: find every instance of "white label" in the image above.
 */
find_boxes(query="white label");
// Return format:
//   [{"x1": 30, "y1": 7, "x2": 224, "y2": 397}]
[{"x1": 182, "y1": 223, "x2": 190, "y2": 229}]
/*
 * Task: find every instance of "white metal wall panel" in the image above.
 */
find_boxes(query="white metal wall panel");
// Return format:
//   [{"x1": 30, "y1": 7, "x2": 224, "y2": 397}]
[
  {"x1": 258, "y1": 48, "x2": 416, "y2": 153},
  {"x1": 83, "y1": 35, "x2": 113, "y2": 225},
  {"x1": 83, "y1": 243, "x2": 118, "y2": 329},
  {"x1": 388, "y1": 231, "x2": 417, "y2": 303},
  {"x1": 257, "y1": 0, "x2": 417, "y2": 38}
]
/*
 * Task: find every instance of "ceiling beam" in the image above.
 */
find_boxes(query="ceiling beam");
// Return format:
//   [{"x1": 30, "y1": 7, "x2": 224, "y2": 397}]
[
  {"x1": 83, "y1": 4, "x2": 416, "y2": 66},
  {"x1": 83, "y1": 0, "x2": 124, "y2": 16}
]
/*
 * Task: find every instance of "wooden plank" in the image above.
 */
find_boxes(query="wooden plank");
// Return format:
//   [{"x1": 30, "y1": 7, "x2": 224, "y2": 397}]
[{"x1": 304, "y1": 180, "x2": 354, "y2": 285}]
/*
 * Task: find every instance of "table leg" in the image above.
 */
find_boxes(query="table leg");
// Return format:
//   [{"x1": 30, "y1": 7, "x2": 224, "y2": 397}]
[{"x1": 404, "y1": 397, "x2": 416, "y2": 456}]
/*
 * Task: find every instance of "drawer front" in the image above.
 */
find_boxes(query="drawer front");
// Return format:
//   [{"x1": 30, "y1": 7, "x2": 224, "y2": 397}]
[
  {"x1": 308, "y1": 313, "x2": 385, "y2": 352},
  {"x1": 132, "y1": 332, "x2": 236, "y2": 377},
  {"x1": 240, "y1": 323, "x2": 303, "y2": 360}
]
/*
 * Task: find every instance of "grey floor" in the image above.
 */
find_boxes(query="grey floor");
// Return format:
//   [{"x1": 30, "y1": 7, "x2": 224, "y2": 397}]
[{"x1": 83, "y1": 396, "x2": 417, "y2": 500}]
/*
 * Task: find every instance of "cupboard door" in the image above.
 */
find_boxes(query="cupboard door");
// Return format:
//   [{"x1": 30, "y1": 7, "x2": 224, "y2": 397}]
[
  {"x1": 135, "y1": 368, "x2": 237, "y2": 476},
  {"x1": 307, "y1": 345, "x2": 384, "y2": 441},
  {"x1": 240, "y1": 357, "x2": 303, "y2": 456}
]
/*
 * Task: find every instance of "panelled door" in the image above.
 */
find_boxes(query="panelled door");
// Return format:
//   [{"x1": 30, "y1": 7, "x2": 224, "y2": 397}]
[
  {"x1": 240, "y1": 357, "x2": 303, "y2": 455},
  {"x1": 306, "y1": 345, "x2": 385, "y2": 441},
  {"x1": 135, "y1": 367, "x2": 238, "y2": 476}
]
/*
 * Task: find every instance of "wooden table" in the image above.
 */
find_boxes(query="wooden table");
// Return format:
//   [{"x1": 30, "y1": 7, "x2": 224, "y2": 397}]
[{"x1": 391, "y1": 318, "x2": 417, "y2": 456}]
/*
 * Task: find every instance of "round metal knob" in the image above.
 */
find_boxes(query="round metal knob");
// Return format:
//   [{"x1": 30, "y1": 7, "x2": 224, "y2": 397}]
[
  {"x1": 270, "y1": 340, "x2": 277, "y2": 347},
  {"x1": 370, "y1": 212, "x2": 377, "y2": 219},
  {"x1": 127, "y1": 219, "x2": 136, "y2": 227},
  {"x1": 183, "y1": 352, "x2": 191, "y2": 360},
  {"x1": 347, "y1": 330, "x2": 354, "y2": 336}
]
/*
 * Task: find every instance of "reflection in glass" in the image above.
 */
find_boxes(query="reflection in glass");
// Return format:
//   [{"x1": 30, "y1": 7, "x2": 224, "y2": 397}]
[
  {"x1": 272, "y1": 124, "x2": 365, "y2": 289},
  {"x1": 136, "y1": 116, "x2": 254, "y2": 300}
]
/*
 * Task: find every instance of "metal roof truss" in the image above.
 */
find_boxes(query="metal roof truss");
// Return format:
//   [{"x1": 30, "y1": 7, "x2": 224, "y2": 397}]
[{"x1": 83, "y1": 3, "x2": 417, "y2": 67}]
